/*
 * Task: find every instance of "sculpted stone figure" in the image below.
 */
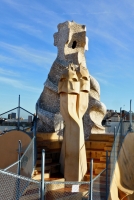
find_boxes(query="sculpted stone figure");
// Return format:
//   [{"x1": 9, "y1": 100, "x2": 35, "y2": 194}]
[
  {"x1": 58, "y1": 63, "x2": 90, "y2": 181},
  {"x1": 37, "y1": 21, "x2": 106, "y2": 139}
]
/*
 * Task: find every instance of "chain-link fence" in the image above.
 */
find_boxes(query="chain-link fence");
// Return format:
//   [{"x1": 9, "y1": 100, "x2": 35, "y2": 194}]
[
  {"x1": 20, "y1": 138, "x2": 34, "y2": 178},
  {"x1": 107, "y1": 110, "x2": 133, "y2": 199},
  {"x1": 4, "y1": 161, "x2": 19, "y2": 174},
  {"x1": 44, "y1": 181, "x2": 90, "y2": 200},
  {"x1": 92, "y1": 169, "x2": 108, "y2": 200},
  {"x1": 0, "y1": 169, "x2": 40, "y2": 200},
  {"x1": 109, "y1": 121, "x2": 121, "y2": 183},
  {"x1": 4, "y1": 137, "x2": 35, "y2": 178}
]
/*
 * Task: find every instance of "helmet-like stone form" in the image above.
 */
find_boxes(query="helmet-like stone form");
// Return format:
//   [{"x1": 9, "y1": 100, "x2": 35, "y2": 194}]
[{"x1": 37, "y1": 21, "x2": 106, "y2": 138}]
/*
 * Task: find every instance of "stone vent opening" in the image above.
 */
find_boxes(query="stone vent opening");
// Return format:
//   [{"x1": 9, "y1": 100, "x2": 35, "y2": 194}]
[{"x1": 72, "y1": 41, "x2": 77, "y2": 49}]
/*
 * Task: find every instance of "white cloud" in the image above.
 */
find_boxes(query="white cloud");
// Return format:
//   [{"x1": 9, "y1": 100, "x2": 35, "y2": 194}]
[
  {"x1": 88, "y1": 28, "x2": 129, "y2": 50},
  {"x1": 0, "y1": 76, "x2": 41, "y2": 92},
  {"x1": 12, "y1": 22, "x2": 45, "y2": 41},
  {"x1": 0, "y1": 67, "x2": 19, "y2": 76},
  {"x1": 0, "y1": 42, "x2": 56, "y2": 69},
  {"x1": 95, "y1": 76, "x2": 110, "y2": 86}
]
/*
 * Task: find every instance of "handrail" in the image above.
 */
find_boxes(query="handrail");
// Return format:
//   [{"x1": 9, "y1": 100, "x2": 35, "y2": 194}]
[
  {"x1": 20, "y1": 107, "x2": 34, "y2": 116},
  {"x1": 3, "y1": 161, "x2": 19, "y2": 171},
  {"x1": 106, "y1": 110, "x2": 131, "y2": 199},
  {"x1": 0, "y1": 168, "x2": 40, "y2": 184},
  {"x1": 0, "y1": 107, "x2": 18, "y2": 116},
  {"x1": 0, "y1": 106, "x2": 34, "y2": 117}
]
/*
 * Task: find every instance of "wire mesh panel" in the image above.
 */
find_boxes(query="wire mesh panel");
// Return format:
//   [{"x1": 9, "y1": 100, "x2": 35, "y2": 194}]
[
  {"x1": 4, "y1": 138, "x2": 35, "y2": 179},
  {"x1": 0, "y1": 169, "x2": 40, "y2": 200},
  {"x1": 92, "y1": 169, "x2": 108, "y2": 200},
  {"x1": 109, "y1": 122, "x2": 121, "y2": 185},
  {"x1": 45, "y1": 181, "x2": 90, "y2": 200},
  {"x1": 20, "y1": 138, "x2": 34, "y2": 178},
  {"x1": 4, "y1": 161, "x2": 19, "y2": 174}
]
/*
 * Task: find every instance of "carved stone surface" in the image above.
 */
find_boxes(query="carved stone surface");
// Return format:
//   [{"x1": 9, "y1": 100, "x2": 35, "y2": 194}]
[
  {"x1": 58, "y1": 64, "x2": 89, "y2": 181},
  {"x1": 37, "y1": 21, "x2": 106, "y2": 138}
]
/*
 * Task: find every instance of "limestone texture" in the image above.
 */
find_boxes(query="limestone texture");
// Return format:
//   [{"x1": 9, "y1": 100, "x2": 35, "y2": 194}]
[
  {"x1": 37, "y1": 21, "x2": 106, "y2": 138},
  {"x1": 58, "y1": 64, "x2": 89, "y2": 181}
]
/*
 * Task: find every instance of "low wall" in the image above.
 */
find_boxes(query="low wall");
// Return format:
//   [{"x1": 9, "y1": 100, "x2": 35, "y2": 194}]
[
  {"x1": 108, "y1": 132, "x2": 134, "y2": 200},
  {"x1": 0, "y1": 130, "x2": 31, "y2": 168}
]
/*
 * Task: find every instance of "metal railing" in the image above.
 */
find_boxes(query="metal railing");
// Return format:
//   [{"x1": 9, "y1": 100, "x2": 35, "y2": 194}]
[
  {"x1": 1, "y1": 98, "x2": 134, "y2": 200},
  {"x1": 0, "y1": 95, "x2": 35, "y2": 134},
  {"x1": 4, "y1": 137, "x2": 36, "y2": 178},
  {"x1": 1, "y1": 104, "x2": 38, "y2": 199},
  {"x1": 105, "y1": 103, "x2": 134, "y2": 200},
  {"x1": 0, "y1": 169, "x2": 41, "y2": 199}
]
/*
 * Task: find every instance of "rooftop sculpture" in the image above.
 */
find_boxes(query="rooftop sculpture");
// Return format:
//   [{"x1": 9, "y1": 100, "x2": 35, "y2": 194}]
[
  {"x1": 37, "y1": 21, "x2": 106, "y2": 139},
  {"x1": 58, "y1": 64, "x2": 90, "y2": 181}
]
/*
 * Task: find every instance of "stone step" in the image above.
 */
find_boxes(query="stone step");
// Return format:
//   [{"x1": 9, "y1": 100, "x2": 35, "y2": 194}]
[
  {"x1": 45, "y1": 178, "x2": 65, "y2": 192},
  {"x1": 37, "y1": 140, "x2": 62, "y2": 147},
  {"x1": 37, "y1": 149, "x2": 60, "y2": 159},
  {"x1": 37, "y1": 140, "x2": 62, "y2": 150},
  {"x1": 95, "y1": 168, "x2": 111, "y2": 175},
  {"x1": 37, "y1": 132, "x2": 63, "y2": 141},
  {"x1": 35, "y1": 162, "x2": 60, "y2": 173},
  {"x1": 85, "y1": 141, "x2": 113, "y2": 149},
  {"x1": 32, "y1": 170, "x2": 50, "y2": 180},
  {"x1": 108, "y1": 138, "x2": 114, "y2": 142},
  {"x1": 84, "y1": 171, "x2": 110, "y2": 182},
  {"x1": 32, "y1": 173, "x2": 50, "y2": 181},
  {"x1": 104, "y1": 146, "x2": 112, "y2": 151},
  {"x1": 100, "y1": 157, "x2": 106, "y2": 162},
  {"x1": 36, "y1": 158, "x2": 52, "y2": 164},
  {"x1": 86, "y1": 149, "x2": 111, "y2": 159},
  {"x1": 95, "y1": 168, "x2": 105, "y2": 175},
  {"x1": 87, "y1": 159, "x2": 106, "y2": 171},
  {"x1": 88, "y1": 134, "x2": 114, "y2": 142}
]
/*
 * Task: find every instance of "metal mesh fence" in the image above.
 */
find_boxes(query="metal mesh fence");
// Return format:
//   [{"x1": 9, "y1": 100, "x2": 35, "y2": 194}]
[
  {"x1": 109, "y1": 121, "x2": 122, "y2": 185},
  {"x1": 4, "y1": 138, "x2": 35, "y2": 178},
  {"x1": 4, "y1": 161, "x2": 19, "y2": 174},
  {"x1": 44, "y1": 181, "x2": 90, "y2": 200},
  {"x1": 92, "y1": 169, "x2": 107, "y2": 200},
  {"x1": 0, "y1": 169, "x2": 40, "y2": 200},
  {"x1": 20, "y1": 138, "x2": 34, "y2": 178},
  {"x1": 107, "y1": 113, "x2": 133, "y2": 199}
]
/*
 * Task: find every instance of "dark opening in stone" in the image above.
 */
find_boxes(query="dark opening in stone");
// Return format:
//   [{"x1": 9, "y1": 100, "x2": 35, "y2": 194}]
[{"x1": 72, "y1": 41, "x2": 77, "y2": 49}]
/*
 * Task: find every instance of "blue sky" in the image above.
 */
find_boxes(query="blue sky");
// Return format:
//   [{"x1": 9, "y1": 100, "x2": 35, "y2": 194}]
[{"x1": 0, "y1": 0, "x2": 134, "y2": 115}]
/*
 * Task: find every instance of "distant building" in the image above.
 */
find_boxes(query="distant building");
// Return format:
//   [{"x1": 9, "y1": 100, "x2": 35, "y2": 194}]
[
  {"x1": 104, "y1": 109, "x2": 134, "y2": 134},
  {"x1": 28, "y1": 116, "x2": 32, "y2": 123},
  {"x1": 8, "y1": 113, "x2": 16, "y2": 119}
]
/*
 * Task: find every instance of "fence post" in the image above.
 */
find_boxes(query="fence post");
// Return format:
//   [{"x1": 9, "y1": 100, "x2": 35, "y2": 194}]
[
  {"x1": 128, "y1": 100, "x2": 133, "y2": 132},
  {"x1": 16, "y1": 140, "x2": 21, "y2": 199},
  {"x1": 17, "y1": 95, "x2": 20, "y2": 130},
  {"x1": 17, "y1": 140, "x2": 21, "y2": 175},
  {"x1": 33, "y1": 103, "x2": 38, "y2": 169},
  {"x1": 106, "y1": 151, "x2": 109, "y2": 200},
  {"x1": 89, "y1": 158, "x2": 93, "y2": 200},
  {"x1": 120, "y1": 107, "x2": 123, "y2": 148},
  {"x1": 41, "y1": 149, "x2": 45, "y2": 200},
  {"x1": 114, "y1": 126, "x2": 116, "y2": 166}
]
